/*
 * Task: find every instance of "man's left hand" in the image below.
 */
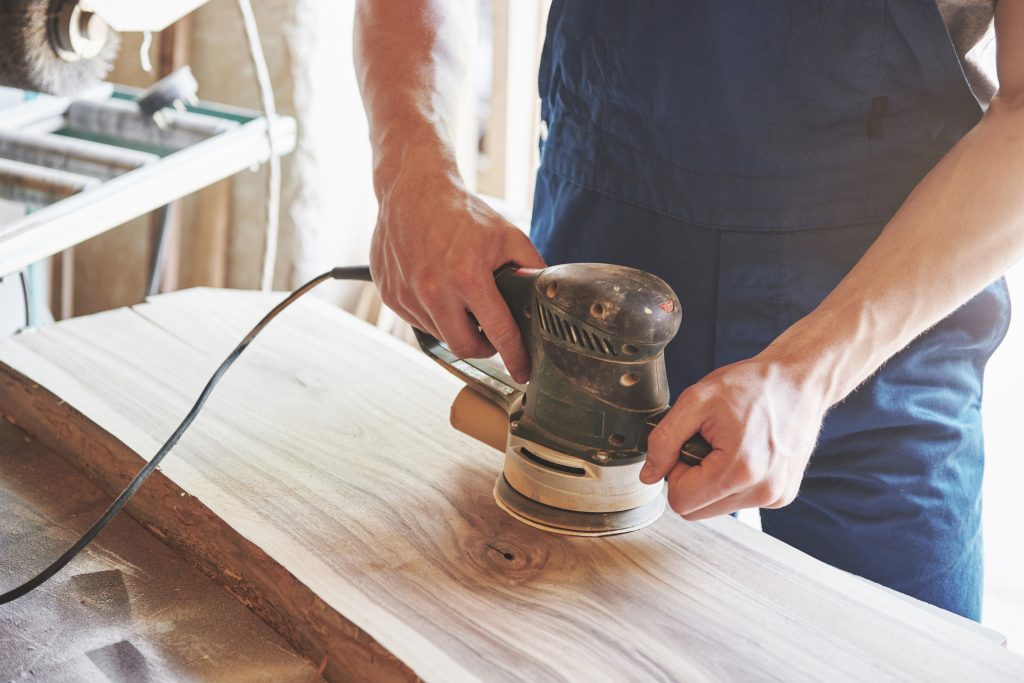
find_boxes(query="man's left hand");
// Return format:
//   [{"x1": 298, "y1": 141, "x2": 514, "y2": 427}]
[{"x1": 640, "y1": 355, "x2": 829, "y2": 520}]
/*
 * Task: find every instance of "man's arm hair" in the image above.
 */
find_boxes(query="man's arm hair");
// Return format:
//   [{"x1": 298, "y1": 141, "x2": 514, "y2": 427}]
[{"x1": 354, "y1": 0, "x2": 470, "y2": 194}]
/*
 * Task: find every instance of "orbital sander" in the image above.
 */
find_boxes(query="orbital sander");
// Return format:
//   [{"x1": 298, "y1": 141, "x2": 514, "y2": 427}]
[{"x1": 416, "y1": 263, "x2": 712, "y2": 536}]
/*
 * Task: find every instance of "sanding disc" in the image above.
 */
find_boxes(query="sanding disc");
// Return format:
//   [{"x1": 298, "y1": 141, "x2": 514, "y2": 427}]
[{"x1": 493, "y1": 475, "x2": 666, "y2": 537}]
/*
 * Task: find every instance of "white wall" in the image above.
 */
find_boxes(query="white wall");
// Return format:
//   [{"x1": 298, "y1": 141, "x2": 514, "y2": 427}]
[{"x1": 982, "y1": 262, "x2": 1024, "y2": 650}]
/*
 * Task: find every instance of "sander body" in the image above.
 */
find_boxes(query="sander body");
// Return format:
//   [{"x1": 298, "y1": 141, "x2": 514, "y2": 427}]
[{"x1": 417, "y1": 263, "x2": 711, "y2": 536}]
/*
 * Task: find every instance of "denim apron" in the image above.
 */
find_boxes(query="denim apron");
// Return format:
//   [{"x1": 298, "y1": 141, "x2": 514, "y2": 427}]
[{"x1": 530, "y1": 1, "x2": 1010, "y2": 620}]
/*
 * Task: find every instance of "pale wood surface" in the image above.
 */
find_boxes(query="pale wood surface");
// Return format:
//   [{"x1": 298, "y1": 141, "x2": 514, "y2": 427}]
[
  {"x1": 2, "y1": 288, "x2": 1023, "y2": 682},
  {"x1": 0, "y1": 419, "x2": 321, "y2": 682}
]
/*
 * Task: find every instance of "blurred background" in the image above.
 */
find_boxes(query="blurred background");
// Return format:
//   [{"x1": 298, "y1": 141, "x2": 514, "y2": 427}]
[
  {"x1": 0, "y1": 0, "x2": 548, "y2": 336},
  {"x1": 0, "y1": 0, "x2": 1018, "y2": 651}
]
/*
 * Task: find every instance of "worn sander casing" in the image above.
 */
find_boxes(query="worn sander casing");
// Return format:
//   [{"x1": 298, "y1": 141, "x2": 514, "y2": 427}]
[
  {"x1": 497, "y1": 264, "x2": 680, "y2": 463},
  {"x1": 417, "y1": 263, "x2": 710, "y2": 536}
]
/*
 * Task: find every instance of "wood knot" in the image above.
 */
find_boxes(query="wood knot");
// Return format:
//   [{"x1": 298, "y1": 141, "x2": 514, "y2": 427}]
[{"x1": 477, "y1": 536, "x2": 547, "y2": 582}]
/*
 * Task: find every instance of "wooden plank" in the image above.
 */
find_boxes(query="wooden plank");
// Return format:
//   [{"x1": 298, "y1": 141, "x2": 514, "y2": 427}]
[
  {"x1": 152, "y1": 16, "x2": 193, "y2": 295},
  {"x1": 0, "y1": 288, "x2": 1022, "y2": 682},
  {"x1": 48, "y1": 248, "x2": 74, "y2": 321},
  {"x1": 71, "y1": 216, "x2": 152, "y2": 316},
  {"x1": 63, "y1": 31, "x2": 157, "y2": 317},
  {"x1": 179, "y1": 179, "x2": 231, "y2": 289},
  {"x1": 0, "y1": 418, "x2": 322, "y2": 682}
]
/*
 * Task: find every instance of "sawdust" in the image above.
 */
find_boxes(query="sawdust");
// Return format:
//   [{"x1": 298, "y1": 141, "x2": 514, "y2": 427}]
[{"x1": 0, "y1": 420, "x2": 323, "y2": 682}]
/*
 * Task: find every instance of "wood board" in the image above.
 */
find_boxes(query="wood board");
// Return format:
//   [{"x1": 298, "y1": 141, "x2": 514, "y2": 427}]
[
  {"x1": 0, "y1": 418, "x2": 321, "y2": 682},
  {"x1": 1, "y1": 288, "x2": 1022, "y2": 682}
]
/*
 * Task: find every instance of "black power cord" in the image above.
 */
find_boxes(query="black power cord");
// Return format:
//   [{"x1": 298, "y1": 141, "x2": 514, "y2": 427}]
[{"x1": 0, "y1": 265, "x2": 372, "y2": 605}]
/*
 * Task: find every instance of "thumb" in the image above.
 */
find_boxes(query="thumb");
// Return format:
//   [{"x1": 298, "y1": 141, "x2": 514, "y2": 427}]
[{"x1": 640, "y1": 391, "x2": 705, "y2": 484}]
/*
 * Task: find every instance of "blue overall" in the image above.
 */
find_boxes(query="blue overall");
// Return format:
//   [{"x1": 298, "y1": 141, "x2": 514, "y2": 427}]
[{"x1": 530, "y1": 2, "x2": 1010, "y2": 620}]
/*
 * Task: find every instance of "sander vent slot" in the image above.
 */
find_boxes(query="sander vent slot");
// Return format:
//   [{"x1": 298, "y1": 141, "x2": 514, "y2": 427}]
[
  {"x1": 519, "y1": 447, "x2": 586, "y2": 476},
  {"x1": 536, "y1": 300, "x2": 618, "y2": 356}
]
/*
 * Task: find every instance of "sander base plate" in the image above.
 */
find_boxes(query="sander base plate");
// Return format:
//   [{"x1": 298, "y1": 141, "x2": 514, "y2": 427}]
[{"x1": 493, "y1": 475, "x2": 666, "y2": 537}]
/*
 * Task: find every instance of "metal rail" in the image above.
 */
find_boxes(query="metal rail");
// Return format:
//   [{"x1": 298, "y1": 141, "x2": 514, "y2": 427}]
[{"x1": 0, "y1": 88, "x2": 296, "y2": 277}]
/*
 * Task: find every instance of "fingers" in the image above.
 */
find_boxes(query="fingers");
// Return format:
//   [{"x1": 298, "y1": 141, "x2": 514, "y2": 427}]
[
  {"x1": 665, "y1": 460, "x2": 797, "y2": 520},
  {"x1": 472, "y1": 231, "x2": 543, "y2": 380},
  {"x1": 675, "y1": 492, "x2": 751, "y2": 521},
  {"x1": 504, "y1": 229, "x2": 547, "y2": 270},
  {"x1": 663, "y1": 451, "x2": 746, "y2": 516},
  {"x1": 640, "y1": 390, "x2": 706, "y2": 484},
  {"x1": 400, "y1": 271, "x2": 523, "y2": 375},
  {"x1": 373, "y1": 194, "x2": 545, "y2": 382},
  {"x1": 635, "y1": 356, "x2": 820, "y2": 522},
  {"x1": 380, "y1": 283, "x2": 439, "y2": 340},
  {"x1": 427, "y1": 294, "x2": 497, "y2": 360},
  {"x1": 427, "y1": 230, "x2": 539, "y2": 380},
  {"x1": 467, "y1": 278, "x2": 532, "y2": 383},
  {"x1": 671, "y1": 482, "x2": 799, "y2": 521}
]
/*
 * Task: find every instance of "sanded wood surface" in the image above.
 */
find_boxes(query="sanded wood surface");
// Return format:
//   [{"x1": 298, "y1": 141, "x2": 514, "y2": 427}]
[{"x1": 2, "y1": 288, "x2": 1023, "y2": 682}]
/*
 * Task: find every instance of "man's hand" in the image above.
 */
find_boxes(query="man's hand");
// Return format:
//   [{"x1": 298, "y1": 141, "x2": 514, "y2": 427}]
[
  {"x1": 370, "y1": 170, "x2": 545, "y2": 383},
  {"x1": 640, "y1": 354, "x2": 828, "y2": 520},
  {"x1": 355, "y1": 0, "x2": 545, "y2": 382}
]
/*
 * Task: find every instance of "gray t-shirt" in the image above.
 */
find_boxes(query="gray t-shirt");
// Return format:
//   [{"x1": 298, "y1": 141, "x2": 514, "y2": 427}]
[{"x1": 938, "y1": 0, "x2": 998, "y2": 105}]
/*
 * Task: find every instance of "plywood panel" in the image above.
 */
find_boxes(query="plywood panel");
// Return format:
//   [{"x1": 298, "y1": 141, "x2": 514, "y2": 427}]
[
  {"x1": 71, "y1": 216, "x2": 152, "y2": 315},
  {"x1": 67, "y1": 29, "x2": 160, "y2": 316},
  {"x1": 1, "y1": 288, "x2": 1022, "y2": 682}
]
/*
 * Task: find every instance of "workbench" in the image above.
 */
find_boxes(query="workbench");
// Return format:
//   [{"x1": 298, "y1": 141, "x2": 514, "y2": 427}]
[{"x1": 1, "y1": 288, "x2": 1022, "y2": 682}]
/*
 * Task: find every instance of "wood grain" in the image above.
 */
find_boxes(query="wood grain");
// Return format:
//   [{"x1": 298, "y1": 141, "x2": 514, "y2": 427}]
[{"x1": 1, "y1": 288, "x2": 1022, "y2": 682}]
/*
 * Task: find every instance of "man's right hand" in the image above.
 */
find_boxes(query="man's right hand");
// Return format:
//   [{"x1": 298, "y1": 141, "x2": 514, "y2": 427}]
[
  {"x1": 355, "y1": 0, "x2": 544, "y2": 382},
  {"x1": 370, "y1": 170, "x2": 545, "y2": 384}
]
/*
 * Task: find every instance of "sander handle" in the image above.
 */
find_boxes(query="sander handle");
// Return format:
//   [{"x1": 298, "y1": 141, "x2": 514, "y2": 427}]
[
  {"x1": 413, "y1": 327, "x2": 525, "y2": 414},
  {"x1": 642, "y1": 414, "x2": 714, "y2": 467},
  {"x1": 413, "y1": 264, "x2": 534, "y2": 414}
]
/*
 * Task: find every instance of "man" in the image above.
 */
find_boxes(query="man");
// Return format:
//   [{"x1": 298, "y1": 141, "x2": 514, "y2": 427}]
[{"x1": 355, "y1": 1, "x2": 1024, "y2": 620}]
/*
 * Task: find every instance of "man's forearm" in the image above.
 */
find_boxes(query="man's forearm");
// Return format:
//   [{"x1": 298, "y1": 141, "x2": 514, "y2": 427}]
[
  {"x1": 354, "y1": 0, "x2": 468, "y2": 194},
  {"x1": 353, "y1": 1, "x2": 544, "y2": 378},
  {"x1": 767, "y1": 96, "x2": 1024, "y2": 406}
]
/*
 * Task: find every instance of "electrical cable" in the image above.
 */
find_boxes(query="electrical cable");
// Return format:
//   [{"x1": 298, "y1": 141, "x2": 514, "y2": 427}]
[
  {"x1": 236, "y1": 0, "x2": 282, "y2": 292},
  {"x1": 0, "y1": 265, "x2": 373, "y2": 605}
]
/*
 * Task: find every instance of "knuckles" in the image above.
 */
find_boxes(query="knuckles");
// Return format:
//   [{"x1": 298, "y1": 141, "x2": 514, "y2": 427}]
[
  {"x1": 754, "y1": 479, "x2": 785, "y2": 507},
  {"x1": 763, "y1": 486, "x2": 799, "y2": 509},
  {"x1": 411, "y1": 271, "x2": 443, "y2": 303},
  {"x1": 729, "y1": 457, "x2": 763, "y2": 486},
  {"x1": 450, "y1": 265, "x2": 481, "y2": 291}
]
